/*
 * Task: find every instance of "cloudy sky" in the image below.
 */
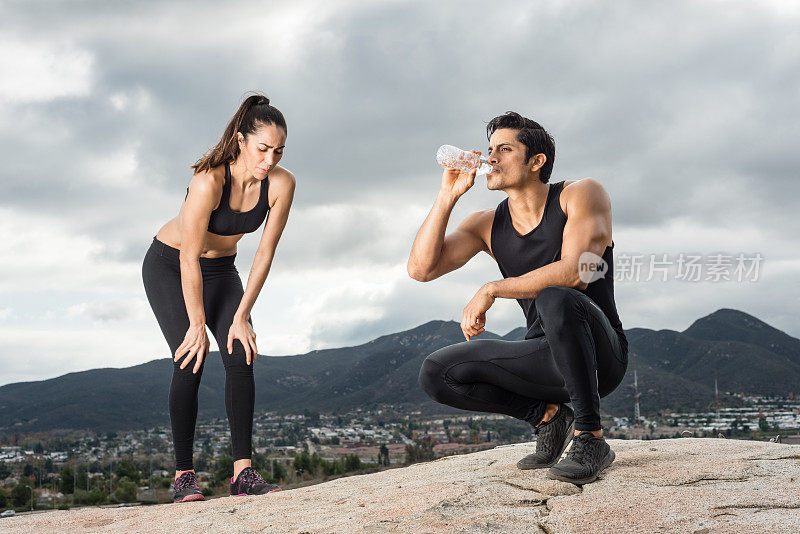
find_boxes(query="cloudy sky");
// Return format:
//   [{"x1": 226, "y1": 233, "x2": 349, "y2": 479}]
[{"x1": 1, "y1": 0, "x2": 798, "y2": 386}]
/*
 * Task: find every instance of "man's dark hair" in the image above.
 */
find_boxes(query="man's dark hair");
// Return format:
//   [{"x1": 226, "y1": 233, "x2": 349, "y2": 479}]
[{"x1": 486, "y1": 111, "x2": 555, "y2": 183}]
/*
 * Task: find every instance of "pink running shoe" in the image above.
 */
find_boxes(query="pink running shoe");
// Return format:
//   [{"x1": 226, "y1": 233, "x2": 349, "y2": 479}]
[
  {"x1": 230, "y1": 467, "x2": 282, "y2": 496},
  {"x1": 173, "y1": 471, "x2": 205, "y2": 503}
]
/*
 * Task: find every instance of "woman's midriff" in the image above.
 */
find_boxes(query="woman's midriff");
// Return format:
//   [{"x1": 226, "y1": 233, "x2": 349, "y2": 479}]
[{"x1": 155, "y1": 216, "x2": 243, "y2": 258}]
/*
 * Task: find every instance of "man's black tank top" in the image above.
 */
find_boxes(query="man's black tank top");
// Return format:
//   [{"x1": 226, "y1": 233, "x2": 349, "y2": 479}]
[
  {"x1": 184, "y1": 162, "x2": 270, "y2": 236},
  {"x1": 490, "y1": 180, "x2": 627, "y2": 351}
]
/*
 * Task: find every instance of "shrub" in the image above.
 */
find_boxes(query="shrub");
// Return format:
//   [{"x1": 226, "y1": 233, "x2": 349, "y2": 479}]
[
  {"x1": 214, "y1": 455, "x2": 234, "y2": 486},
  {"x1": 344, "y1": 454, "x2": 361, "y2": 472},
  {"x1": 113, "y1": 478, "x2": 137, "y2": 503},
  {"x1": 73, "y1": 488, "x2": 108, "y2": 506},
  {"x1": 11, "y1": 483, "x2": 33, "y2": 508}
]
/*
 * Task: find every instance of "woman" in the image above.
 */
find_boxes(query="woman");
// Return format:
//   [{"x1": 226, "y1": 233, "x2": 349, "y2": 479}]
[{"x1": 142, "y1": 94, "x2": 295, "y2": 502}]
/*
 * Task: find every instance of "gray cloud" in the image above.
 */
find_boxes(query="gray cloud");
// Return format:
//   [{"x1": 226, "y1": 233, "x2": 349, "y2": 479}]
[{"x1": 1, "y1": 0, "x2": 799, "y2": 384}]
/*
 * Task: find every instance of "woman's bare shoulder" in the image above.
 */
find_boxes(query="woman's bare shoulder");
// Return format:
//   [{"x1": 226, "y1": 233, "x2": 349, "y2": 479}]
[
  {"x1": 268, "y1": 165, "x2": 296, "y2": 192},
  {"x1": 188, "y1": 164, "x2": 225, "y2": 192}
]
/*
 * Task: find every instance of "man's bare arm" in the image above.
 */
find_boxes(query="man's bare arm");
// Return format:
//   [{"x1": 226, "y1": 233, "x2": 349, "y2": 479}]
[
  {"x1": 407, "y1": 163, "x2": 491, "y2": 282},
  {"x1": 485, "y1": 178, "x2": 612, "y2": 299},
  {"x1": 408, "y1": 197, "x2": 490, "y2": 281}
]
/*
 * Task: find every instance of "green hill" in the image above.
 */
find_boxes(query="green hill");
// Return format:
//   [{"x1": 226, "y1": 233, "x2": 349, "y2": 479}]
[{"x1": 0, "y1": 309, "x2": 797, "y2": 433}]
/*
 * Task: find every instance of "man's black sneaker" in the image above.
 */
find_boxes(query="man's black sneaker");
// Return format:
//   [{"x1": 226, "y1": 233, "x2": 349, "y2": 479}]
[
  {"x1": 230, "y1": 467, "x2": 282, "y2": 496},
  {"x1": 546, "y1": 431, "x2": 615, "y2": 485},
  {"x1": 173, "y1": 471, "x2": 205, "y2": 503},
  {"x1": 517, "y1": 403, "x2": 575, "y2": 470}
]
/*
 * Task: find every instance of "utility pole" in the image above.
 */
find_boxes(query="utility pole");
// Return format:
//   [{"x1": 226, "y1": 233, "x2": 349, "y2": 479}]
[
  {"x1": 715, "y1": 373, "x2": 721, "y2": 431},
  {"x1": 269, "y1": 447, "x2": 275, "y2": 480},
  {"x1": 632, "y1": 352, "x2": 641, "y2": 426}
]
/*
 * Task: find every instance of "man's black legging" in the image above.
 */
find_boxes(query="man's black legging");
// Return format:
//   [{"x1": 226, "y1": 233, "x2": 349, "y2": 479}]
[
  {"x1": 142, "y1": 237, "x2": 255, "y2": 471},
  {"x1": 419, "y1": 286, "x2": 628, "y2": 431}
]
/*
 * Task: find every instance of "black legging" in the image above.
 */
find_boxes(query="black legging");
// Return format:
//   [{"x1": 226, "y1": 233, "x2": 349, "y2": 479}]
[
  {"x1": 419, "y1": 286, "x2": 628, "y2": 431},
  {"x1": 142, "y1": 237, "x2": 255, "y2": 470}
]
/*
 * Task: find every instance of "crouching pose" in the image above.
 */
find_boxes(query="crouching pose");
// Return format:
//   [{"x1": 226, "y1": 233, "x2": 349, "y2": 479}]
[{"x1": 408, "y1": 112, "x2": 628, "y2": 484}]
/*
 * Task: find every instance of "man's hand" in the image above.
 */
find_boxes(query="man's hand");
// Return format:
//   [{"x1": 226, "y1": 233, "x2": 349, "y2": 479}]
[
  {"x1": 441, "y1": 150, "x2": 480, "y2": 200},
  {"x1": 461, "y1": 284, "x2": 495, "y2": 341}
]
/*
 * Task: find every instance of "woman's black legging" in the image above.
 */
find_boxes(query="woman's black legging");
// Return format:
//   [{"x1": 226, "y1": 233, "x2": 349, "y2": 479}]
[
  {"x1": 419, "y1": 286, "x2": 628, "y2": 431},
  {"x1": 142, "y1": 237, "x2": 255, "y2": 471}
]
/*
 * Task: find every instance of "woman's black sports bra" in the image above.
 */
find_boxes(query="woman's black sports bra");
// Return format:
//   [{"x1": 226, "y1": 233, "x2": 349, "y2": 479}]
[{"x1": 184, "y1": 162, "x2": 270, "y2": 236}]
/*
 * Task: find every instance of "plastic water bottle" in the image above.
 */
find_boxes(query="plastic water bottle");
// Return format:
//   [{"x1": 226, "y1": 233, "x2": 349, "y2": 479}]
[{"x1": 436, "y1": 145, "x2": 493, "y2": 175}]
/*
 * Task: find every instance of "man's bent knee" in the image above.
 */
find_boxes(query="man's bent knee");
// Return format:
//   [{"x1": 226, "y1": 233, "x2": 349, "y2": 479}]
[
  {"x1": 535, "y1": 286, "x2": 583, "y2": 327},
  {"x1": 535, "y1": 286, "x2": 572, "y2": 310},
  {"x1": 418, "y1": 356, "x2": 448, "y2": 403}
]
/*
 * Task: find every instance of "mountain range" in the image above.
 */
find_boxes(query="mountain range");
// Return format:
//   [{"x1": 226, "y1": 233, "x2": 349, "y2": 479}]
[{"x1": 1, "y1": 308, "x2": 798, "y2": 433}]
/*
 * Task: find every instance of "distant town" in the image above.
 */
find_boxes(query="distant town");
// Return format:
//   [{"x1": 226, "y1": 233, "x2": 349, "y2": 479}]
[{"x1": 1, "y1": 394, "x2": 798, "y2": 516}]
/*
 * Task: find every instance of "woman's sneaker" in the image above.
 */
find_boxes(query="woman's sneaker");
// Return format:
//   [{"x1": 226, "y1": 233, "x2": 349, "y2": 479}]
[
  {"x1": 173, "y1": 471, "x2": 205, "y2": 503},
  {"x1": 517, "y1": 403, "x2": 575, "y2": 470},
  {"x1": 230, "y1": 467, "x2": 282, "y2": 496}
]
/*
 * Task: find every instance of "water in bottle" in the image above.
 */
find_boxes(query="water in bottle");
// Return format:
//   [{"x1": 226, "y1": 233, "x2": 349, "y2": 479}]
[{"x1": 436, "y1": 145, "x2": 493, "y2": 175}]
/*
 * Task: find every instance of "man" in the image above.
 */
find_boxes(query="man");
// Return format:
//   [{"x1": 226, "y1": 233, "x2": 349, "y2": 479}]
[{"x1": 408, "y1": 112, "x2": 628, "y2": 484}]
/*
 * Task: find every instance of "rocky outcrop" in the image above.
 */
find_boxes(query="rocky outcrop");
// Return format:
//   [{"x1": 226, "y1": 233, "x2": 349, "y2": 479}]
[{"x1": 3, "y1": 438, "x2": 799, "y2": 533}]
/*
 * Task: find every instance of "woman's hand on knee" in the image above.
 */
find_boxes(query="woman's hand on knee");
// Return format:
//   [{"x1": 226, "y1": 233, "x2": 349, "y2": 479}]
[
  {"x1": 174, "y1": 324, "x2": 210, "y2": 374},
  {"x1": 227, "y1": 318, "x2": 257, "y2": 365}
]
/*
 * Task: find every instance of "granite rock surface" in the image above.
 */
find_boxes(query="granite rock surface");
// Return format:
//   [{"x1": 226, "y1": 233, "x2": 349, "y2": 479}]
[{"x1": 2, "y1": 438, "x2": 799, "y2": 533}]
